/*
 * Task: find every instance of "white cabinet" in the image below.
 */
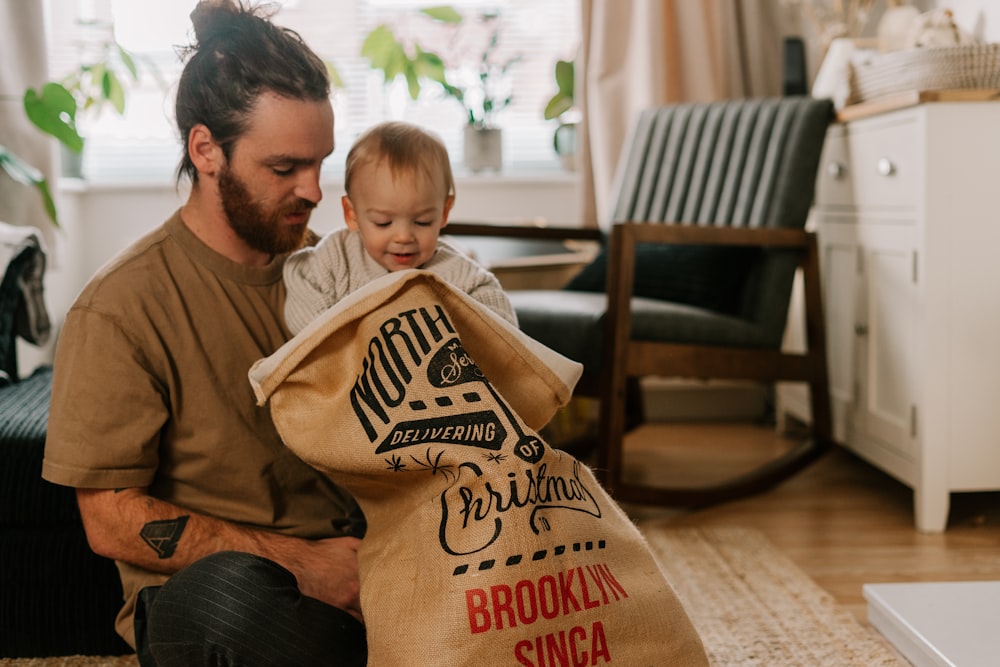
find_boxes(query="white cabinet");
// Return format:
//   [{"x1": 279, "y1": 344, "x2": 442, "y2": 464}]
[{"x1": 779, "y1": 101, "x2": 1000, "y2": 532}]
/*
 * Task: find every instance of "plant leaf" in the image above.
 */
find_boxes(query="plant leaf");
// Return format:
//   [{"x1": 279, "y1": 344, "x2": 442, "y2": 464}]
[
  {"x1": 555, "y1": 59, "x2": 574, "y2": 97},
  {"x1": 0, "y1": 146, "x2": 59, "y2": 226},
  {"x1": 361, "y1": 25, "x2": 401, "y2": 69},
  {"x1": 421, "y1": 6, "x2": 462, "y2": 23},
  {"x1": 544, "y1": 59, "x2": 575, "y2": 120},
  {"x1": 117, "y1": 44, "x2": 139, "y2": 80},
  {"x1": 104, "y1": 70, "x2": 126, "y2": 115},
  {"x1": 324, "y1": 60, "x2": 345, "y2": 89},
  {"x1": 87, "y1": 62, "x2": 107, "y2": 104},
  {"x1": 404, "y1": 67, "x2": 421, "y2": 100},
  {"x1": 413, "y1": 50, "x2": 447, "y2": 85},
  {"x1": 544, "y1": 95, "x2": 573, "y2": 120},
  {"x1": 23, "y1": 83, "x2": 84, "y2": 153}
]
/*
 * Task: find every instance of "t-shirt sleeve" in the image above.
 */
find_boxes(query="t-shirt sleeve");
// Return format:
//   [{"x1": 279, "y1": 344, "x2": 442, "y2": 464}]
[{"x1": 42, "y1": 306, "x2": 167, "y2": 489}]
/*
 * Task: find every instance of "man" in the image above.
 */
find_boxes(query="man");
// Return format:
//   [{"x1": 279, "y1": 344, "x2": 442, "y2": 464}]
[{"x1": 42, "y1": 2, "x2": 366, "y2": 664}]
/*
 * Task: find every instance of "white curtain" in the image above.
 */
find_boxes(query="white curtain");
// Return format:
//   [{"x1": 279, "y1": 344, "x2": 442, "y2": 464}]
[
  {"x1": 0, "y1": 0, "x2": 57, "y2": 242},
  {"x1": 578, "y1": 0, "x2": 792, "y2": 228}
]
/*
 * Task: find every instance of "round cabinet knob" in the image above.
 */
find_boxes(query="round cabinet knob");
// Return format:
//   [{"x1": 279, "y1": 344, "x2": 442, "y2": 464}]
[
  {"x1": 827, "y1": 161, "x2": 846, "y2": 179},
  {"x1": 854, "y1": 324, "x2": 869, "y2": 336},
  {"x1": 876, "y1": 157, "x2": 896, "y2": 177}
]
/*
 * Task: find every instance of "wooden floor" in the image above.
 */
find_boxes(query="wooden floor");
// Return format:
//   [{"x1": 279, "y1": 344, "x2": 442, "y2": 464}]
[{"x1": 582, "y1": 420, "x2": 1000, "y2": 625}]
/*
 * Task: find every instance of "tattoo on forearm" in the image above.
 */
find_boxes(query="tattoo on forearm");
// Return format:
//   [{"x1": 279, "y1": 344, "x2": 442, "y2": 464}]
[{"x1": 140, "y1": 516, "x2": 189, "y2": 559}]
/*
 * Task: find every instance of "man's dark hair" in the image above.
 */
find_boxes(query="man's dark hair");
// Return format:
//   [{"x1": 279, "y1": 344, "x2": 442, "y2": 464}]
[{"x1": 174, "y1": 0, "x2": 331, "y2": 184}]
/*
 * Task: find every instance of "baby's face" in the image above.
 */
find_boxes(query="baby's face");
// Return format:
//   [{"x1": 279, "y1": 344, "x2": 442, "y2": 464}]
[{"x1": 343, "y1": 159, "x2": 454, "y2": 272}]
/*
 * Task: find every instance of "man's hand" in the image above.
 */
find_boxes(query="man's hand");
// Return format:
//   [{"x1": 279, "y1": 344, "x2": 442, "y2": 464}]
[{"x1": 267, "y1": 535, "x2": 363, "y2": 621}]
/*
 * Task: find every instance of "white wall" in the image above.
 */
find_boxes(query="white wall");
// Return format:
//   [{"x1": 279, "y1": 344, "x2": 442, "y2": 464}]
[{"x1": 939, "y1": 0, "x2": 1000, "y2": 41}]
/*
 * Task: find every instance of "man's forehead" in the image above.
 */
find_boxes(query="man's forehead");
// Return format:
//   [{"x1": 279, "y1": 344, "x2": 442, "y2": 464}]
[{"x1": 240, "y1": 94, "x2": 334, "y2": 157}]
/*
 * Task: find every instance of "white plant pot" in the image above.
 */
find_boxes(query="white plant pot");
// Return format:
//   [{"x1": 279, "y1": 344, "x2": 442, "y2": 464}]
[
  {"x1": 554, "y1": 122, "x2": 578, "y2": 172},
  {"x1": 60, "y1": 144, "x2": 84, "y2": 180},
  {"x1": 463, "y1": 126, "x2": 502, "y2": 173}
]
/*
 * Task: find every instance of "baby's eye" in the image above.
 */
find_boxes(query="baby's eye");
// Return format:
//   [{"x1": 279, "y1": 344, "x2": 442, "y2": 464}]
[
  {"x1": 372, "y1": 219, "x2": 392, "y2": 227},
  {"x1": 415, "y1": 220, "x2": 433, "y2": 227}
]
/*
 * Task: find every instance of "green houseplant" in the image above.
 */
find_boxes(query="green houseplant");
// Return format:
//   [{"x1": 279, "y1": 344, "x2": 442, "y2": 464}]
[
  {"x1": 0, "y1": 147, "x2": 58, "y2": 226},
  {"x1": 1, "y1": 19, "x2": 152, "y2": 227},
  {"x1": 23, "y1": 19, "x2": 146, "y2": 179},
  {"x1": 360, "y1": 5, "x2": 519, "y2": 171},
  {"x1": 543, "y1": 58, "x2": 574, "y2": 122},
  {"x1": 23, "y1": 43, "x2": 138, "y2": 157},
  {"x1": 543, "y1": 58, "x2": 579, "y2": 171}
]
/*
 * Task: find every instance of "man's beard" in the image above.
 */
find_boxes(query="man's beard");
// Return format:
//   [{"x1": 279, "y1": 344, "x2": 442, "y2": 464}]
[{"x1": 218, "y1": 165, "x2": 314, "y2": 255}]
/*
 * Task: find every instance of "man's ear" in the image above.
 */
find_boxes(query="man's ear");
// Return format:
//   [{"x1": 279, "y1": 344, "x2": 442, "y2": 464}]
[
  {"x1": 440, "y1": 195, "x2": 456, "y2": 229},
  {"x1": 342, "y1": 195, "x2": 359, "y2": 231},
  {"x1": 188, "y1": 124, "x2": 224, "y2": 177}
]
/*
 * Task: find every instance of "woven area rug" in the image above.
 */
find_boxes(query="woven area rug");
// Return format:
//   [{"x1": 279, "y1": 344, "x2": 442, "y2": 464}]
[
  {"x1": 1, "y1": 526, "x2": 903, "y2": 667},
  {"x1": 644, "y1": 525, "x2": 905, "y2": 667},
  {"x1": 0, "y1": 659, "x2": 136, "y2": 667}
]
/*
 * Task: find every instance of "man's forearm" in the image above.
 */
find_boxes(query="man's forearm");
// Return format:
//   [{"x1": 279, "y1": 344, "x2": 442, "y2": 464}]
[
  {"x1": 77, "y1": 487, "x2": 287, "y2": 574},
  {"x1": 77, "y1": 487, "x2": 363, "y2": 615}
]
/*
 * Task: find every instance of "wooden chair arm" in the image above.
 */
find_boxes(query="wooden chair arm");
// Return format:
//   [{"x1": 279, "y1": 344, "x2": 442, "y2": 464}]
[
  {"x1": 614, "y1": 222, "x2": 812, "y2": 249},
  {"x1": 445, "y1": 221, "x2": 604, "y2": 243}
]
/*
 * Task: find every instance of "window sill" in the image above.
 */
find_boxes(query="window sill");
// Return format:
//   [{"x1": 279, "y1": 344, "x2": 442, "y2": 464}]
[
  {"x1": 58, "y1": 168, "x2": 583, "y2": 231},
  {"x1": 58, "y1": 166, "x2": 579, "y2": 191}
]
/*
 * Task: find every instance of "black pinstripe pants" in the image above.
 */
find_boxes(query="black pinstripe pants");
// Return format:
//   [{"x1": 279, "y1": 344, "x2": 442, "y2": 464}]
[{"x1": 135, "y1": 551, "x2": 367, "y2": 666}]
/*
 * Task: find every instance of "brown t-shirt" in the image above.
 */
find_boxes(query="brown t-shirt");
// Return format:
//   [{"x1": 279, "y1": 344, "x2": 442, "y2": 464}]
[{"x1": 42, "y1": 210, "x2": 357, "y2": 646}]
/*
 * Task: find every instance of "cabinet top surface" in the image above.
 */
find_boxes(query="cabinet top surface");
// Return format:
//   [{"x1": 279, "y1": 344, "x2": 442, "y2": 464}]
[{"x1": 836, "y1": 89, "x2": 1000, "y2": 123}]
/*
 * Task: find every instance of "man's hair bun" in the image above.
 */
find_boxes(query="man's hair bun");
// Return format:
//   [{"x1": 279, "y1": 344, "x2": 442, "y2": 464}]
[{"x1": 189, "y1": 0, "x2": 277, "y2": 47}]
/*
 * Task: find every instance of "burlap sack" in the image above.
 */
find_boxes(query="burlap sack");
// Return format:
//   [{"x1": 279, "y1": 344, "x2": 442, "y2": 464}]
[{"x1": 250, "y1": 271, "x2": 708, "y2": 666}]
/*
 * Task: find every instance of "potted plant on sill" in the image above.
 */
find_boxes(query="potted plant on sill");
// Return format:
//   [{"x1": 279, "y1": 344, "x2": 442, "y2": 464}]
[
  {"x1": 361, "y1": 5, "x2": 519, "y2": 172},
  {"x1": 23, "y1": 18, "x2": 148, "y2": 180},
  {"x1": 1, "y1": 18, "x2": 155, "y2": 228},
  {"x1": 1, "y1": 20, "x2": 146, "y2": 228},
  {"x1": 543, "y1": 57, "x2": 580, "y2": 172}
]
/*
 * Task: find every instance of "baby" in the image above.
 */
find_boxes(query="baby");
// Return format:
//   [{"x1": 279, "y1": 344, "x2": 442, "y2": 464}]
[{"x1": 284, "y1": 120, "x2": 515, "y2": 335}]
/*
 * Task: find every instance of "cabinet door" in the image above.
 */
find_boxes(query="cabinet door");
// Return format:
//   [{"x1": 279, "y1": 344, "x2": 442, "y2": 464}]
[
  {"x1": 855, "y1": 222, "x2": 918, "y2": 463},
  {"x1": 816, "y1": 220, "x2": 861, "y2": 445}
]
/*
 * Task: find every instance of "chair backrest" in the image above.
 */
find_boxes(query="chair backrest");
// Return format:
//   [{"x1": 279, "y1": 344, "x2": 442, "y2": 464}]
[{"x1": 609, "y1": 96, "x2": 833, "y2": 344}]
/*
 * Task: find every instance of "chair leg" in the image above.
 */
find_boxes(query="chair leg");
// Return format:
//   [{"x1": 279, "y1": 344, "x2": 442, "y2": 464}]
[
  {"x1": 594, "y1": 376, "x2": 647, "y2": 487},
  {"x1": 594, "y1": 371, "x2": 630, "y2": 490},
  {"x1": 624, "y1": 377, "x2": 645, "y2": 431}
]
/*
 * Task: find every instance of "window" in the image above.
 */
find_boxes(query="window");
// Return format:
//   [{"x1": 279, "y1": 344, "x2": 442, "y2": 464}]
[{"x1": 44, "y1": 0, "x2": 580, "y2": 183}]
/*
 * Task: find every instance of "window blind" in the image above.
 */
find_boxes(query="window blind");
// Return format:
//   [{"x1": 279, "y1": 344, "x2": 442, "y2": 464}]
[{"x1": 45, "y1": 0, "x2": 581, "y2": 183}]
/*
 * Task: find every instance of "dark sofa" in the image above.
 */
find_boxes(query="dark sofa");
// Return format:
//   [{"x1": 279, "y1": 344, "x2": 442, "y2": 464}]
[{"x1": 1, "y1": 227, "x2": 131, "y2": 657}]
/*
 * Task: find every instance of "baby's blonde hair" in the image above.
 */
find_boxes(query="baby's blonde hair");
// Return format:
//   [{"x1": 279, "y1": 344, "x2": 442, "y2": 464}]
[{"x1": 344, "y1": 121, "x2": 456, "y2": 201}]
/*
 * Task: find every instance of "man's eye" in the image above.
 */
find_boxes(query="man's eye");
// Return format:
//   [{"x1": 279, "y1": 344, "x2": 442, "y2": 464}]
[{"x1": 272, "y1": 166, "x2": 294, "y2": 176}]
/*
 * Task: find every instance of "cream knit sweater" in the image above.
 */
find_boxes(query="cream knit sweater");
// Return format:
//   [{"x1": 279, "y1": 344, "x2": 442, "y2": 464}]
[{"x1": 284, "y1": 228, "x2": 516, "y2": 335}]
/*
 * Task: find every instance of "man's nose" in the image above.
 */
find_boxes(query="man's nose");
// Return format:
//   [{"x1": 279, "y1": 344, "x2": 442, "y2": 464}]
[{"x1": 295, "y1": 168, "x2": 323, "y2": 205}]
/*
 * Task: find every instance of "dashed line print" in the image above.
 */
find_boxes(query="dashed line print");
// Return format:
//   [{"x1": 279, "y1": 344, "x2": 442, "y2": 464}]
[
  {"x1": 452, "y1": 540, "x2": 607, "y2": 576},
  {"x1": 409, "y1": 392, "x2": 482, "y2": 411}
]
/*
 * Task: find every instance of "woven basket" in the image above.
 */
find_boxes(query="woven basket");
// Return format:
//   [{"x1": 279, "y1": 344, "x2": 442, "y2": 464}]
[{"x1": 850, "y1": 43, "x2": 1000, "y2": 103}]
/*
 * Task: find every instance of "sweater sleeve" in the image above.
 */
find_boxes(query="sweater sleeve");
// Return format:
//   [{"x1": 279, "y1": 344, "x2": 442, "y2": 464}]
[
  {"x1": 283, "y1": 230, "x2": 352, "y2": 335},
  {"x1": 429, "y1": 242, "x2": 518, "y2": 327}
]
